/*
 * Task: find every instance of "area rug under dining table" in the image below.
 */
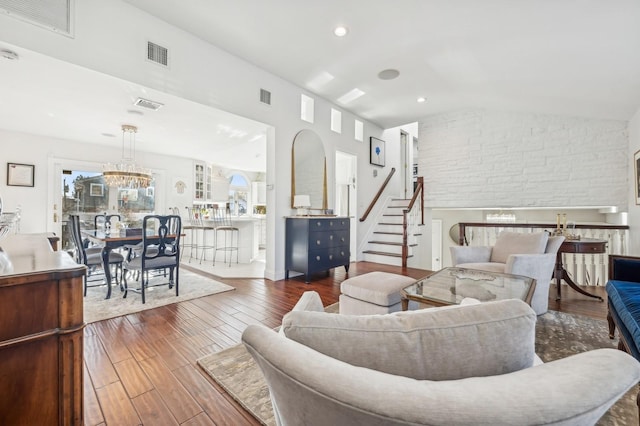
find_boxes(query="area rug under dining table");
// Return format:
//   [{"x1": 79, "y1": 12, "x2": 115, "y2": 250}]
[
  {"x1": 197, "y1": 306, "x2": 637, "y2": 426},
  {"x1": 84, "y1": 268, "x2": 235, "y2": 323}
]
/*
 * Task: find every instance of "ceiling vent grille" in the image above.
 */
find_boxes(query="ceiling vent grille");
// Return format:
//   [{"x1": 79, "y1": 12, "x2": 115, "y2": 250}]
[
  {"x1": 134, "y1": 98, "x2": 164, "y2": 111},
  {"x1": 147, "y1": 41, "x2": 168, "y2": 66},
  {"x1": 0, "y1": 0, "x2": 73, "y2": 36},
  {"x1": 260, "y1": 89, "x2": 271, "y2": 105}
]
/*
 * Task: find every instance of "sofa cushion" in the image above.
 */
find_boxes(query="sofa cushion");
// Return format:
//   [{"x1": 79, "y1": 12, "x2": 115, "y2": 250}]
[
  {"x1": 606, "y1": 279, "x2": 640, "y2": 357},
  {"x1": 490, "y1": 231, "x2": 549, "y2": 263},
  {"x1": 282, "y1": 299, "x2": 537, "y2": 381}
]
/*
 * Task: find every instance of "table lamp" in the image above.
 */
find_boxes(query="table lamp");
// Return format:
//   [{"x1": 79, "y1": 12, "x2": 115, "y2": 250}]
[{"x1": 293, "y1": 194, "x2": 311, "y2": 216}]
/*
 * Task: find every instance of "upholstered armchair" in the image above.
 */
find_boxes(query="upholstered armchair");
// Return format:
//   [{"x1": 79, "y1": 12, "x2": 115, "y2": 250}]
[
  {"x1": 450, "y1": 231, "x2": 564, "y2": 315},
  {"x1": 242, "y1": 292, "x2": 640, "y2": 426}
]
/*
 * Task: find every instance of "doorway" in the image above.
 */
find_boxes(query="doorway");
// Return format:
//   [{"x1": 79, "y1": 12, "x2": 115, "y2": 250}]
[
  {"x1": 335, "y1": 151, "x2": 357, "y2": 262},
  {"x1": 50, "y1": 158, "x2": 157, "y2": 252}
]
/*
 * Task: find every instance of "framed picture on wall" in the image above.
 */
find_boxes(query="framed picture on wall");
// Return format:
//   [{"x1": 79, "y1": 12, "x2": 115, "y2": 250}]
[
  {"x1": 7, "y1": 163, "x2": 34, "y2": 187},
  {"x1": 635, "y1": 150, "x2": 640, "y2": 205},
  {"x1": 370, "y1": 137, "x2": 385, "y2": 167}
]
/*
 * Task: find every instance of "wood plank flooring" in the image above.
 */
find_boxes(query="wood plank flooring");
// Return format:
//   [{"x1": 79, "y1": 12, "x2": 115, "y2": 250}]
[{"x1": 83, "y1": 261, "x2": 609, "y2": 425}]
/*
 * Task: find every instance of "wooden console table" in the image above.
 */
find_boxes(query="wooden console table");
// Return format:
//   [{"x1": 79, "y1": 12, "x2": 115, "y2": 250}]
[
  {"x1": 0, "y1": 234, "x2": 85, "y2": 425},
  {"x1": 555, "y1": 238, "x2": 607, "y2": 301}
]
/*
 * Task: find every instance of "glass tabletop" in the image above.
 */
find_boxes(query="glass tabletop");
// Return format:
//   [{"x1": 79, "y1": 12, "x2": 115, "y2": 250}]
[{"x1": 402, "y1": 267, "x2": 535, "y2": 306}]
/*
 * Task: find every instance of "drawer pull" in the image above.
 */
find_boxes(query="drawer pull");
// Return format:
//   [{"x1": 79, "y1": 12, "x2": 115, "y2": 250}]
[
  {"x1": 316, "y1": 256, "x2": 321, "y2": 261},
  {"x1": 341, "y1": 237, "x2": 345, "y2": 242},
  {"x1": 316, "y1": 240, "x2": 321, "y2": 245},
  {"x1": 329, "y1": 221, "x2": 334, "y2": 226},
  {"x1": 329, "y1": 255, "x2": 333, "y2": 260},
  {"x1": 316, "y1": 222, "x2": 322, "y2": 227},
  {"x1": 329, "y1": 235, "x2": 334, "y2": 240}
]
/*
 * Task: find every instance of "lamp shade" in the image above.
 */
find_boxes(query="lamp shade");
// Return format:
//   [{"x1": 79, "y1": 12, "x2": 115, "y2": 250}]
[{"x1": 293, "y1": 194, "x2": 311, "y2": 208}]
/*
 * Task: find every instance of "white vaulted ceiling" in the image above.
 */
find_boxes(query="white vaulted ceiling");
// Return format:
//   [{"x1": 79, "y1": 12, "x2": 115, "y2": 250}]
[{"x1": 126, "y1": 0, "x2": 640, "y2": 126}]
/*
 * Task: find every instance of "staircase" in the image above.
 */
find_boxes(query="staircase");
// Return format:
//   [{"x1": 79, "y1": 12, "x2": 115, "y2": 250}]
[{"x1": 362, "y1": 199, "x2": 422, "y2": 266}]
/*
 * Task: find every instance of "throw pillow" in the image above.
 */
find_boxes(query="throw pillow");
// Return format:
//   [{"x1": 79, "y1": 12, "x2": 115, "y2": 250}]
[{"x1": 490, "y1": 231, "x2": 549, "y2": 263}]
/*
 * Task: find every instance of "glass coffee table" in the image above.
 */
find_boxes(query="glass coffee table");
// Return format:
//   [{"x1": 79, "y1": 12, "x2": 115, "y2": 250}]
[{"x1": 401, "y1": 267, "x2": 536, "y2": 310}]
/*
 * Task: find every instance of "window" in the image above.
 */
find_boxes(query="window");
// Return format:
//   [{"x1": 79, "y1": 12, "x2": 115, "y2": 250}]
[
  {"x1": 355, "y1": 119, "x2": 364, "y2": 141},
  {"x1": 331, "y1": 108, "x2": 342, "y2": 133},
  {"x1": 301, "y1": 94, "x2": 314, "y2": 123},
  {"x1": 228, "y1": 174, "x2": 249, "y2": 216}
]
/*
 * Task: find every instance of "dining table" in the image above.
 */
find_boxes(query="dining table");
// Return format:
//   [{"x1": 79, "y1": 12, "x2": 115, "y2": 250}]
[{"x1": 81, "y1": 228, "x2": 181, "y2": 299}]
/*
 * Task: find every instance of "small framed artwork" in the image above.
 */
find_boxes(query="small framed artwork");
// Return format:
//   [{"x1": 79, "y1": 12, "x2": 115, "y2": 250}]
[
  {"x1": 90, "y1": 183, "x2": 104, "y2": 197},
  {"x1": 370, "y1": 137, "x2": 385, "y2": 167},
  {"x1": 7, "y1": 163, "x2": 35, "y2": 187},
  {"x1": 635, "y1": 150, "x2": 640, "y2": 205}
]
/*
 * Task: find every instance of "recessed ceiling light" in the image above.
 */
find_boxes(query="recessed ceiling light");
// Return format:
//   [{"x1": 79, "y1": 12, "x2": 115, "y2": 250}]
[
  {"x1": 378, "y1": 69, "x2": 400, "y2": 80},
  {"x1": 417, "y1": 97, "x2": 427, "y2": 103},
  {"x1": 334, "y1": 26, "x2": 348, "y2": 37}
]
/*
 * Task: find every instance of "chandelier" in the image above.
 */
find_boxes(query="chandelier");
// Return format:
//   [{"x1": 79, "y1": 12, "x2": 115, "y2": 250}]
[{"x1": 103, "y1": 125, "x2": 152, "y2": 188}]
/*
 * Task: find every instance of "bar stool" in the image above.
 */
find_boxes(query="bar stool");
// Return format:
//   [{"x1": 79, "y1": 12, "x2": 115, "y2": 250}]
[
  {"x1": 183, "y1": 207, "x2": 200, "y2": 262},
  {"x1": 212, "y1": 205, "x2": 239, "y2": 266}
]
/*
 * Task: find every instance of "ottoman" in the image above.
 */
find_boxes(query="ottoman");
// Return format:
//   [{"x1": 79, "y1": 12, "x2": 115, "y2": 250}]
[{"x1": 339, "y1": 271, "x2": 417, "y2": 315}]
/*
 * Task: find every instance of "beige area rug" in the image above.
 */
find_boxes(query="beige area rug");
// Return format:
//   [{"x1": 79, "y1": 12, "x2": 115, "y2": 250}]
[
  {"x1": 197, "y1": 306, "x2": 635, "y2": 426},
  {"x1": 84, "y1": 269, "x2": 235, "y2": 323}
]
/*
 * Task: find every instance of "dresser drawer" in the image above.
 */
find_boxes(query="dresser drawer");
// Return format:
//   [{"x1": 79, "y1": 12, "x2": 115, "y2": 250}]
[
  {"x1": 309, "y1": 218, "x2": 349, "y2": 231},
  {"x1": 309, "y1": 247, "x2": 350, "y2": 269},
  {"x1": 309, "y1": 230, "x2": 349, "y2": 249}
]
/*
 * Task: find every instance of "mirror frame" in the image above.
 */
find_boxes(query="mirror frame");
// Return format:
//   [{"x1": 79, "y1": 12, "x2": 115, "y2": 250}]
[{"x1": 291, "y1": 129, "x2": 328, "y2": 211}]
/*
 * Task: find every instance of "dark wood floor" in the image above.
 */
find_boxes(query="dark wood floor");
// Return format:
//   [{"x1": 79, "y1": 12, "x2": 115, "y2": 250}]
[{"x1": 83, "y1": 261, "x2": 609, "y2": 425}]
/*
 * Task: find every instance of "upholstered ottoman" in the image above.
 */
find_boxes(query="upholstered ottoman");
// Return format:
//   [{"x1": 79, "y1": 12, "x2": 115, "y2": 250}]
[{"x1": 339, "y1": 271, "x2": 417, "y2": 315}]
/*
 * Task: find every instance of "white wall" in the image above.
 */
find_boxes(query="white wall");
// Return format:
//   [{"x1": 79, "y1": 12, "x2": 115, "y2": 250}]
[
  {"x1": 0, "y1": 129, "x2": 195, "y2": 233},
  {"x1": 0, "y1": 0, "x2": 388, "y2": 280},
  {"x1": 419, "y1": 109, "x2": 628, "y2": 209},
  {"x1": 629, "y1": 108, "x2": 640, "y2": 254}
]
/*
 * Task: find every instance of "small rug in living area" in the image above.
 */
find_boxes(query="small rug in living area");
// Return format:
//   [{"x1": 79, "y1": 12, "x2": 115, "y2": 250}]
[
  {"x1": 197, "y1": 307, "x2": 636, "y2": 426},
  {"x1": 84, "y1": 269, "x2": 235, "y2": 323}
]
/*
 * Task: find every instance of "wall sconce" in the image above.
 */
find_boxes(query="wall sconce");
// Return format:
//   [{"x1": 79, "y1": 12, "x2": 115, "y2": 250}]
[{"x1": 293, "y1": 194, "x2": 311, "y2": 216}]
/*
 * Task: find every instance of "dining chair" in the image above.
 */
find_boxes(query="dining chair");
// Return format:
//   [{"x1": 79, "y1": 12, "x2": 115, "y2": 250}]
[
  {"x1": 212, "y1": 205, "x2": 239, "y2": 266},
  {"x1": 122, "y1": 214, "x2": 182, "y2": 304},
  {"x1": 68, "y1": 214, "x2": 124, "y2": 297},
  {"x1": 94, "y1": 213, "x2": 122, "y2": 233}
]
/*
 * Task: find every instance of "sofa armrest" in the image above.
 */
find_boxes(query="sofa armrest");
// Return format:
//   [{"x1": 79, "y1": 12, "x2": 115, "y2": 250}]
[
  {"x1": 243, "y1": 325, "x2": 640, "y2": 426},
  {"x1": 450, "y1": 246, "x2": 492, "y2": 265},
  {"x1": 609, "y1": 255, "x2": 640, "y2": 283}
]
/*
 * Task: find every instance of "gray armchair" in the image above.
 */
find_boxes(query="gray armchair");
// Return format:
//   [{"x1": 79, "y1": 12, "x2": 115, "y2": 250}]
[
  {"x1": 242, "y1": 293, "x2": 640, "y2": 426},
  {"x1": 450, "y1": 231, "x2": 564, "y2": 315}
]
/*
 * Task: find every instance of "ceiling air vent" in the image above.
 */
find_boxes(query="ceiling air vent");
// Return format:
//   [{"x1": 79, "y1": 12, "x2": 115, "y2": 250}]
[
  {"x1": 147, "y1": 41, "x2": 168, "y2": 67},
  {"x1": 134, "y1": 98, "x2": 164, "y2": 111},
  {"x1": 0, "y1": 0, "x2": 73, "y2": 36},
  {"x1": 260, "y1": 89, "x2": 271, "y2": 105}
]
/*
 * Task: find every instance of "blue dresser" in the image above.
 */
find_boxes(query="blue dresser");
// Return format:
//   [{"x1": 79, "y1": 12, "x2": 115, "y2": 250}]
[{"x1": 285, "y1": 217, "x2": 350, "y2": 283}]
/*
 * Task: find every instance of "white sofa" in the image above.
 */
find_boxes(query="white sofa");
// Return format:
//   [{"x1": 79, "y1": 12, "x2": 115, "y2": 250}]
[
  {"x1": 242, "y1": 291, "x2": 640, "y2": 426},
  {"x1": 450, "y1": 231, "x2": 564, "y2": 315}
]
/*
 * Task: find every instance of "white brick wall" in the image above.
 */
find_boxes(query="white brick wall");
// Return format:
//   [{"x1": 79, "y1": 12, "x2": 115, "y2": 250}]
[{"x1": 419, "y1": 109, "x2": 628, "y2": 209}]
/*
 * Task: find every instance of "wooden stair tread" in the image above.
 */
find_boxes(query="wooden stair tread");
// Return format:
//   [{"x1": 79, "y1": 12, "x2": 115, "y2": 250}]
[
  {"x1": 368, "y1": 241, "x2": 418, "y2": 247},
  {"x1": 363, "y1": 250, "x2": 414, "y2": 258}
]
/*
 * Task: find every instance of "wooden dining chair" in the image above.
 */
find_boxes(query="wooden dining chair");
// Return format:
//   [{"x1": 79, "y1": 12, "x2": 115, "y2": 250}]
[
  {"x1": 122, "y1": 214, "x2": 181, "y2": 304},
  {"x1": 68, "y1": 214, "x2": 124, "y2": 297}
]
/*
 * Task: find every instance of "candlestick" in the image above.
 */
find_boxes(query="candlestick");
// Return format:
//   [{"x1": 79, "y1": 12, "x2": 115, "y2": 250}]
[
  {"x1": 556, "y1": 214, "x2": 560, "y2": 230},
  {"x1": 562, "y1": 214, "x2": 567, "y2": 231}
]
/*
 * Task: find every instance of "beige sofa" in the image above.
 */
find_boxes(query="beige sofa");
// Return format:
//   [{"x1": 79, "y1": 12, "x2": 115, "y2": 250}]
[{"x1": 242, "y1": 291, "x2": 640, "y2": 426}]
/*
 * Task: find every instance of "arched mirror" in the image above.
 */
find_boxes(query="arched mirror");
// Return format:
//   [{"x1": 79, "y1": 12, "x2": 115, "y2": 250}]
[{"x1": 291, "y1": 129, "x2": 328, "y2": 210}]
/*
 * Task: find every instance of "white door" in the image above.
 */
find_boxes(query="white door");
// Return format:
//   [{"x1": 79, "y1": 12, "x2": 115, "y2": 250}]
[
  {"x1": 335, "y1": 151, "x2": 357, "y2": 262},
  {"x1": 400, "y1": 131, "x2": 409, "y2": 198},
  {"x1": 431, "y1": 219, "x2": 442, "y2": 270}
]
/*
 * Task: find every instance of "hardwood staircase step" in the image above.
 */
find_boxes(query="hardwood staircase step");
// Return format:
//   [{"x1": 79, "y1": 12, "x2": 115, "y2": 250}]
[
  {"x1": 368, "y1": 240, "x2": 417, "y2": 247},
  {"x1": 362, "y1": 250, "x2": 413, "y2": 258}
]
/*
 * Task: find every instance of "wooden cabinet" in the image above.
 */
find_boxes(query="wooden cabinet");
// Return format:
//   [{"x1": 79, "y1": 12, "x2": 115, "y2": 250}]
[
  {"x1": 285, "y1": 217, "x2": 350, "y2": 283},
  {"x1": 0, "y1": 234, "x2": 85, "y2": 425}
]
